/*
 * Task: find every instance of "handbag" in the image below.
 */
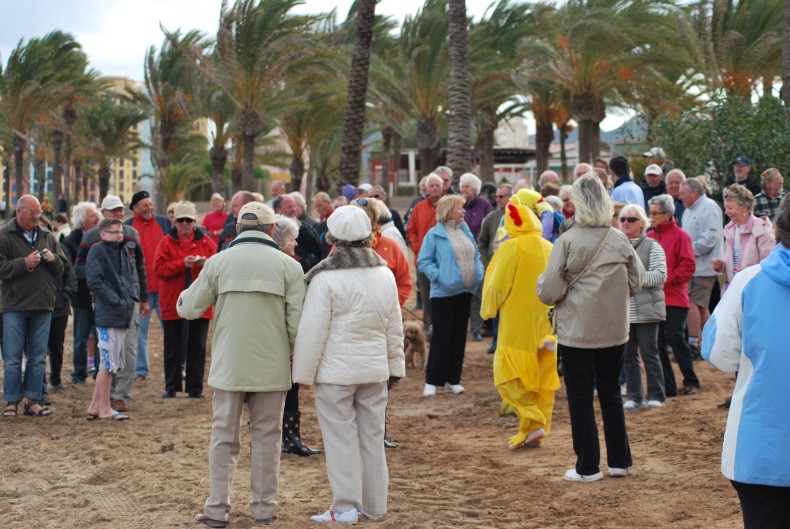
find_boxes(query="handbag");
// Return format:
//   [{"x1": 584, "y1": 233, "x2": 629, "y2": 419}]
[{"x1": 550, "y1": 228, "x2": 612, "y2": 334}]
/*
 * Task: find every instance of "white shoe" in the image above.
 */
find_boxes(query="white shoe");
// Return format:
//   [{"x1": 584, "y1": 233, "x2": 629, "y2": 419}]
[
  {"x1": 608, "y1": 467, "x2": 628, "y2": 477},
  {"x1": 564, "y1": 469, "x2": 604, "y2": 482},
  {"x1": 622, "y1": 400, "x2": 642, "y2": 411},
  {"x1": 444, "y1": 383, "x2": 464, "y2": 394},
  {"x1": 646, "y1": 400, "x2": 665, "y2": 409},
  {"x1": 620, "y1": 384, "x2": 627, "y2": 396},
  {"x1": 423, "y1": 384, "x2": 436, "y2": 397},
  {"x1": 311, "y1": 508, "x2": 359, "y2": 523}
]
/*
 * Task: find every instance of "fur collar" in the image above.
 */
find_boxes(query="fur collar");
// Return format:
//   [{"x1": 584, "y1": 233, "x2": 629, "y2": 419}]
[{"x1": 304, "y1": 239, "x2": 386, "y2": 284}]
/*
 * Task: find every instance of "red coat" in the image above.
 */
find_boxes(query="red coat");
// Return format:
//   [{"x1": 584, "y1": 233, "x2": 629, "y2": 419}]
[
  {"x1": 406, "y1": 198, "x2": 438, "y2": 261},
  {"x1": 647, "y1": 218, "x2": 696, "y2": 308},
  {"x1": 154, "y1": 228, "x2": 216, "y2": 320}
]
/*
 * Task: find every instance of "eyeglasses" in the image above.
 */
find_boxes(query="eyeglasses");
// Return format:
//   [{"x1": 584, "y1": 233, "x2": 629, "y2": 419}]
[
  {"x1": 495, "y1": 194, "x2": 511, "y2": 199},
  {"x1": 369, "y1": 194, "x2": 383, "y2": 199},
  {"x1": 620, "y1": 217, "x2": 640, "y2": 223},
  {"x1": 647, "y1": 211, "x2": 667, "y2": 216},
  {"x1": 103, "y1": 230, "x2": 123, "y2": 235},
  {"x1": 22, "y1": 209, "x2": 42, "y2": 216},
  {"x1": 176, "y1": 218, "x2": 194, "y2": 223}
]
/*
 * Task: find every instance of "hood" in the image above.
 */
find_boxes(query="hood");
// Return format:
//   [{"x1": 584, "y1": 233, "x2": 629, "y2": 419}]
[
  {"x1": 505, "y1": 190, "x2": 543, "y2": 238},
  {"x1": 761, "y1": 244, "x2": 790, "y2": 288}
]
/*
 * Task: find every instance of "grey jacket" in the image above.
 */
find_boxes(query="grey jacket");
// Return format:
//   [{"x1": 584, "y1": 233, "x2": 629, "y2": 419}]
[
  {"x1": 630, "y1": 236, "x2": 667, "y2": 323},
  {"x1": 681, "y1": 194, "x2": 724, "y2": 276},
  {"x1": 537, "y1": 226, "x2": 644, "y2": 348},
  {"x1": 86, "y1": 241, "x2": 140, "y2": 328}
]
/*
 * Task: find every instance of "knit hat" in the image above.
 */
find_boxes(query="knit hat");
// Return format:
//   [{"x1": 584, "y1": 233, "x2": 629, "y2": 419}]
[
  {"x1": 237, "y1": 201, "x2": 275, "y2": 226},
  {"x1": 130, "y1": 190, "x2": 150, "y2": 209},
  {"x1": 327, "y1": 205, "x2": 371, "y2": 242}
]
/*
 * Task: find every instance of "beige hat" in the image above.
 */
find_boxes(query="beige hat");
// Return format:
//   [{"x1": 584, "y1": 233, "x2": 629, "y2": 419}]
[
  {"x1": 174, "y1": 201, "x2": 197, "y2": 220},
  {"x1": 327, "y1": 205, "x2": 371, "y2": 241},
  {"x1": 100, "y1": 195, "x2": 124, "y2": 211},
  {"x1": 237, "y1": 201, "x2": 275, "y2": 226}
]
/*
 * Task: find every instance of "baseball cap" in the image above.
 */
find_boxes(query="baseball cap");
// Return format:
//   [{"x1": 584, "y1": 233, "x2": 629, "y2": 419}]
[
  {"x1": 357, "y1": 183, "x2": 373, "y2": 192},
  {"x1": 100, "y1": 195, "x2": 124, "y2": 211},
  {"x1": 732, "y1": 155, "x2": 751, "y2": 166},
  {"x1": 237, "y1": 201, "x2": 275, "y2": 226},
  {"x1": 174, "y1": 201, "x2": 197, "y2": 220},
  {"x1": 642, "y1": 147, "x2": 665, "y2": 159},
  {"x1": 327, "y1": 205, "x2": 371, "y2": 242},
  {"x1": 644, "y1": 164, "x2": 663, "y2": 176}
]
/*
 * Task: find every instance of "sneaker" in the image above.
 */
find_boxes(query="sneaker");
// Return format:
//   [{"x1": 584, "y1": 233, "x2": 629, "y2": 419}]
[
  {"x1": 620, "y1": 384, "x2": 627, "y2": 396},
  {"x1": 679, "y1": 386, "x2": 698, "y2": 396},
  {"x1": 310, "y1": 508, "x2": 359, "y2": 523},
  {"x1": 645, "y1": 400, "x2": 665, "y2": 409},
  {"x1": 564, "y1": 469, "x2": 604, "y2": 482},
  {"x1": 444, "y1": 383, "x2": 464, "y2": 394},
  {"x1": 608, "y1": 467, "x2": 628, "y2": 477},
  {"x1": 472, "y1": 332, "x2": 483, "y2": 342},
  {"x1": 423, "y1": 384, "x2": 436, "y2": 397},
  {"x1": 622, "y1": 400, "x2": 642, "y2": 411},
  {"x1": 194, "y1": 513, "x2": 228, "y2": 528}
]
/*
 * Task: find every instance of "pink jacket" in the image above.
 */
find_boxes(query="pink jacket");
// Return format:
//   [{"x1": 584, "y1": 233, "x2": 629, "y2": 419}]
[{"x1": 721, "y1": 214, "x2": 775, "y2": 285}]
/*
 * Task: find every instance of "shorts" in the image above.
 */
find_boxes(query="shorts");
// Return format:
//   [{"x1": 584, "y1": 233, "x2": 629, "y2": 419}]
[
  {"x1": 96, "y1": 326, "x2": 128, "y2": 374},
  {"x1": 689, "y1": 276, "x2": 718, "y2": 308}
]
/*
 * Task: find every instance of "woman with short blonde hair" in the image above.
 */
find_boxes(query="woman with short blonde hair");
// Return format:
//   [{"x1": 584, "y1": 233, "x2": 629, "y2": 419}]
[{"x1": 436, "y1": 195, "x2": 465, "y2": 223}]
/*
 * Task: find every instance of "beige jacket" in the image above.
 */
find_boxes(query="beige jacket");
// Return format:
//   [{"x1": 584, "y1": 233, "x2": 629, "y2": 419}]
[
  {"x1": 177, "y1": 231, "x2": 305, "y2": 392},
  {"x1": 537, "y1": 226, "x2": 644, "y2": 348}
]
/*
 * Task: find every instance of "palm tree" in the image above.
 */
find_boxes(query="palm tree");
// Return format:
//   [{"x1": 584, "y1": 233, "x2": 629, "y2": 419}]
[
  {"x1": 158, "y1": 157, "x2": 210, "y2": 204},
  {"x1": 783, "y1": 0, "x2": 790, "y2": 118},
  {"x1": 447, "y1": 0, "x2": 473, "y2": 178},
  {"x1": 337, "y1": 0, "x2": 376, "y2": 184},
  {"x1": 81, "y1": 95, "x2": 147, "y2": 202}
]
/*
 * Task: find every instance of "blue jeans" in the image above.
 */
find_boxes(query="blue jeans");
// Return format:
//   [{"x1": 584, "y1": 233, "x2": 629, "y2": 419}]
[
  {"x1": 2, "y1": 311, "x2": 52, "y2": 403},
  {"x1": 70, "y1": 306, "x2": 95, "y2": 382},
  {"x1": 135, "y1": 292, "x2": 161, "y2": 377}
]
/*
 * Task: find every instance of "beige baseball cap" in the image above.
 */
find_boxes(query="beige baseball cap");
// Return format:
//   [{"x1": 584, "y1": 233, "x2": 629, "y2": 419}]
[
  {"x1": 237, "y1": 202, "x2": 275, "y2": 226},
  {"x1": 174, "y1": 201, "x2": 197, "y2": 220}
]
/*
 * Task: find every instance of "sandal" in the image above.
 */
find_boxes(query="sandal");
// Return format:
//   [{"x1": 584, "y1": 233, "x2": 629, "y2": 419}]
[
  {"x1": 3, "y1": 402, "x2": 19, "y2": 417},
  {"x1": 24, "y1": 401, "x2": 52, "y2": 417}
]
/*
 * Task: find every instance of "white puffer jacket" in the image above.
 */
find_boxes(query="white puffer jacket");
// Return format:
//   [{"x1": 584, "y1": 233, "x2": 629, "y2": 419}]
[{"x1": 292, "y1": 266, "x2": 405, "y2": 386}]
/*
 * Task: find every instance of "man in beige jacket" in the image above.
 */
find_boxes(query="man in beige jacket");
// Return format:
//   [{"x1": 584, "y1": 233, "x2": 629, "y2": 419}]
[{"x1": 178, "y1": 202, "x2": 305, "y2": 528}]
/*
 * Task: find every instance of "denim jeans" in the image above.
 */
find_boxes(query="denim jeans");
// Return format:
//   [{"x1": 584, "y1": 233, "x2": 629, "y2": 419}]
[
  {"x1": 135, "y1": 291, "x2": 161, "y2": 377},
  {"x1": 71, "y1": 306, "x2": 95, "y2": 383},
  {"x1": 2, "y1": 311, "x2": 52, "y2": 403}
]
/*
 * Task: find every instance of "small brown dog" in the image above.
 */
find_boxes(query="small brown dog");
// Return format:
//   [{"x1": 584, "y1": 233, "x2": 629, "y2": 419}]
[{"x1": 403, "y1": 321, "x2": 427, "y2": 369}]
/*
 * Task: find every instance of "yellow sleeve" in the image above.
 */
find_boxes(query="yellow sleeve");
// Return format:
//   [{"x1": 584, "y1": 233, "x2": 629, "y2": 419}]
[{"x1": 480, "y1": 241, "x2": 516, "y2": 320}]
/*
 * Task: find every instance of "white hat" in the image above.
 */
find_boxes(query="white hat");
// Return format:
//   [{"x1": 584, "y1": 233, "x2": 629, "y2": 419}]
[
  {"x1": 237, "y1": 201, "x2": 275, "y2": 226},
  {"x1": 327, "y1": 205, "x2": 371, "y2": 242},
  {"x1": 642, "y1": 147, "x2": 665, "y2": 159},
  {"x1": 356, "y1": 183, "x2": 373, "y2": 192},
  {"x1": 174, "y1": 201, "x2": 197, "y2": 220},
  {"x1": 644, "y1": 164, "x2": 663, "y2": 176},
  {"x1": 100, "y1": 195, "x2": 124, "y2": 211}
]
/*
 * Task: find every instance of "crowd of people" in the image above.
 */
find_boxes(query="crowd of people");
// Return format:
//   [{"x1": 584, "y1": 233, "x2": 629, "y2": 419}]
[{"x1": 0, "y1": 149, "x2": 788, "y2": 527}]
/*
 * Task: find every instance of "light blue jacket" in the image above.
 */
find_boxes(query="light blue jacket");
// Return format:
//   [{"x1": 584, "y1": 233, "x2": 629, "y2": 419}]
[
  {"x1": 702, "y1": 244, "x2": 790, "y2": 486},
  {"x1": 418, "y1": 221, "x2": 484, "y2": 299}
]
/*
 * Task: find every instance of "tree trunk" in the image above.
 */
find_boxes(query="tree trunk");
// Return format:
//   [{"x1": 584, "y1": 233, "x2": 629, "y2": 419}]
[
  {"x1": 380, "y1": 127, "x2": 393, "y2": 189},
  {"x1": 338, "y1": 0, "x2": 376, "y2": 185},
  {"x1": 34, "y1": 145, "x2": 47, "y2": 202},
  {"x1": 535, "y1": 121, "x2": 553, "y2": 175},
  {"x1": 13, "y1": 134, "x2": 26, "y2": 202},
  {"x1": 98, "y1": 166, "x2": 111, "y2": 204},
  {"x1": 475, "y1": 120, "x2": 495, "y2": 182},
  {"x1": 2, "y1": 148, "x2": 11, "y2": 220},
  {"x1": 559, "y1": 122, "x2": 569, "y2": 181},
  {"x1": 392, "y1": 131, "x2": 402, "y2": 190},
  {"x1": 591, "y1": 98, "x2": 605, "y2": 160},
  {"x1": 417, "y1": 117, "x2": 438, "y2": 178},
  {"x1": 447, "y1": 0, "x2": 473, "y2": 178},
  {"x1": 63, "y1": 106, "x2": 77, "y2": 207},
  {"x1": 73, "y1": 158, "x2": 83, "y2": 202},
  {"x1": 577, "y1": 119, "x2": 594, "y2": 164},
  {"x1": 305, "y1": 166, "x2": 315, "y2": 211},
  {"x1": 242, "y1": 133, "x2": 256, "y2": 192},
  {"x1": 784, "y1": 0, "x2": 790, "y2": 122},
  {"x1": 289, "y1": 156, "x2": 305, "y2": 193},
  {"x1": 51, "y1": 130, "x2": 64, "y2": 205},
  {"x1": 571, "y1": 89, "x2": 603, "y2": 163},
  {"x1": 210, "y1": 145, "x2": 228, "y2": 195}
]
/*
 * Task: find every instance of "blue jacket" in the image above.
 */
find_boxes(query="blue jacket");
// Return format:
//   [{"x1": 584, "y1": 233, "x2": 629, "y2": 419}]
[
  {"x1": 702, "y1": 244, "x2": 790, "y2": 486},
  {"x1": 86, "y1": 240, "x2": 140, "y2": 328},
  {"x1": 417, "y1": 221, "x2": 484, "y2": 299}
]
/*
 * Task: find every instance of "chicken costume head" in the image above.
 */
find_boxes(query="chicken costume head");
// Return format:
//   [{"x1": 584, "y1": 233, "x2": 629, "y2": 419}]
[{"x1": 504, "y1": 189, "x2": 547, "y2": 238}]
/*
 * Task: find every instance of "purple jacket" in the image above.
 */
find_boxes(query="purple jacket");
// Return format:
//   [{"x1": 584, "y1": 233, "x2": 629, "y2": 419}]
[{"x1": 464, "y1": 197, "x2": 494, "y2": 239}]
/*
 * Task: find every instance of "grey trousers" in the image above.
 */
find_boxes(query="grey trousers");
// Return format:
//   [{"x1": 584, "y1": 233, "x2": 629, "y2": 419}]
[
  {"x1": 315, "y1": 382, "x2": 389, "y2": 516},
  {"x1": 204, "y1": 389, "x2": 287, "y2": 522},
  {"x1": 469, "y1": 282, "x2": 484, "y2": 335},
  {"x1": 416, "y1": 271, "x2": 432, "y2": 331},
  {"x1": 624, "y1": 322, "x2": 666, "y2": 402},
  {"x1": 111, "y1": 302, "x2": 139, "y2": 401}
]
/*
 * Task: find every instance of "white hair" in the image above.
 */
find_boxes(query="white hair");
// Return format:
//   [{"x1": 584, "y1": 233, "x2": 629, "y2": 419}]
[
  {"x1": 649, "y1": 194, "x2": 675, "y2": 215},
  {"x1": 559, "y1": 185, "x2": 573, "y2": 200},
  {"x1": 272, "y1": 214, "x2": 299, "y2": 248},
  {"x1": 71, "y1": 202, "x2": 100, "y2": 230},
  {"x1": 459, "y1": 173, "x2": 482, "y2": 195},
  {"x1": 426, "y1": 173, "x2": 443, "y2": 186},
  {"x1": 619, "y1": 203, "x2": 650, "y2": 236},
  {"x1": 288, "y1": 191, "x2": 306, "y2": 209}
]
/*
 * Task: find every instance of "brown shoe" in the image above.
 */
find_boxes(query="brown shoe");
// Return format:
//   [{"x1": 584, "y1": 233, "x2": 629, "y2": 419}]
[
  {"x1": 134, "y1": 374, "x2": 147, "y2": 381},
  {"x1": 112, "y1": 399, "x2": 129, "y2": 412}
]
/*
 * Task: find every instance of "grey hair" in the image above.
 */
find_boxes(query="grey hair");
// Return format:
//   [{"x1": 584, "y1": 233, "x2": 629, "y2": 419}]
[
  {"x1": 434, "y1": 166, "x2": 453, "y2": 178},
  {"x1": 723, "y1": 183, "x2": 755, "y2": 212},
  {"x1": 544, "y1": 195, "x2": 562, "y2": 211},
  {"x1": 761, "y1": 168, "x2": 781, "y2": 186},
  {"x1": 459, "y1": 173, "x2": 482, "y2": 195},
  {"x1": 649, "y1": 194, "x2": 676, "y2": 215},
  {"x1": 426, "y1": 173, "x2": 443, "y2": 186},
  {"x1": 71, "y1": 201, "x2": 99, "y2": 230},
  {"x1": 313, "y1": 191, "x2": 331, "y2": 203},
  {"x1": 538, "y1": 170, "x2": 560, "y2": 187},
  {"x1": 288, "y1": 191, "x2": 306, "y2": 209},
  {"x1": 559, "y1": 184, "x2": 573, "y2": 200},
  {"x1": 571, "y1": 173, "x2": 613, "y2": 227},
  {"x1": 238, "y1": 224, "x2": 273, "y2": 234},
  {"x1": 271, "y1": 214, "x2": 299, "y2": 248},
  {"x1": 666, "y1": 169, "x2": 686, "y2": 182},
  {"x1": 620, "y1": 203, "x2": 650, "y2": 236},
  {"x1": 682, "y1": 177, "x2": 705, "y2": 196}
]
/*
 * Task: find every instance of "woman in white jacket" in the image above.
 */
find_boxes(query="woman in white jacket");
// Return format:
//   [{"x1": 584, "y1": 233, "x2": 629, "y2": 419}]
[{"x1": 293, "y1": 206, "x2": 405, "y2": 524}]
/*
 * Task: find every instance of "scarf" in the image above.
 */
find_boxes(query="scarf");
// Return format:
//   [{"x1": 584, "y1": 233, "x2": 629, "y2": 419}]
[
  {"x1": 304, "y1": 234, "x2": 386, "y2": 284},
  {"x1": 444, "y1": 221, "x2": 476, "y2": 288}
]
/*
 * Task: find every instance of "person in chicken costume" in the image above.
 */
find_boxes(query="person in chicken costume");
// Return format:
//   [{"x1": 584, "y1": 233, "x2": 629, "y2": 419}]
[{"x1": 481, "y1": 189, "x2": 559, "y2": 449}]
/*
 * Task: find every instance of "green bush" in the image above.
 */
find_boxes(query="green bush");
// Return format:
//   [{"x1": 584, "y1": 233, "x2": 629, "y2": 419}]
[{"x1": 396, "y1": 184, "x2": 416, "y2": 197}]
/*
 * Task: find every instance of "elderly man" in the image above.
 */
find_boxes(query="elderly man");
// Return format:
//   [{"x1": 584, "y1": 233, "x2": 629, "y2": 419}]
[
  {"x1": 435, "y1": 166, "x2": 457, "y2": 195},
  {"x1": 274, "y1": 194, "x2": 322, "y2": 273},
  {"x1": 538, "y1": 170, "x2": 561, "y2": 188},
  {"x1": 76, "y1": 195, "x2": 149, "y2": 411},
  {"x1": 729, "y1": 156, "x2": 761, "y2": 196},
  {"x1": 680, "y1": 177, "x2": 723, "y2": 366},
  {"x1": 665, "y1": 169, "x2": 686, "y2": 225},
  {"x1": 640, "y1": 164, "x2": 667, "y2": 208},
  {"x1": 609, "y1": 156, "x2": 645, "y2": 206},
  {"x1": 573, "y1": 163, "x2": 592, "y2": 181},
  {"x1": 62, "y1": 202, "x2": 102, "y2": 384},
  {"x1": 313, "y1": 192, "x2": 334, "y2": 258},
  {"x1": 643, "y1": 147, "x2": 674, "y2": 174},
  {"x1": 369, "y1": 185, "x2": 406, "y2": 240},
  {"x1": 267, "y1": 180, "x2": 286, "y2": 209},
  {"x1": 123, "y1": 191, "x2": 168, "y2": 381},
  {"x1": 753, "y1": 168, "x2": 786, "y2": 221},
  {"x1": 179, "y1": 202, "x2": 306, "y2": 529},
  {"x1": 407, "y1": 173, "x2": 443, "y2": 332},
  {"x1": 288, "y1": 191, "x2": 317, "y2": 229},
  {"x1": 1, "y1": 195, "x2": 68, "y2": 417},
  {"x1": 218, "y1": 191, "x2": 256, "y2": 252}
]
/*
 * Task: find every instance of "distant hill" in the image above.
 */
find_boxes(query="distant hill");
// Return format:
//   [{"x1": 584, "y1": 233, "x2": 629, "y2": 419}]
[{"x1": 527, "y1": 116, "x2": 648, "y2": 146}]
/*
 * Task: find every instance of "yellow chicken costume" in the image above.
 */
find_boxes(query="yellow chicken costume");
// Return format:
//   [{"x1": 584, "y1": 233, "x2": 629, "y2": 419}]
[{"x1": 481, "y1": 190, "x2": 559, "y2": 448}]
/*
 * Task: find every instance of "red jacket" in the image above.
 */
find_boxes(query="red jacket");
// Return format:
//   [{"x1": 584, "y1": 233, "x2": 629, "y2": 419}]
[
  {"x1": 406, "y1": 198, "x2": 438, "y2": 261},
  {"x1": 647, "y1": 218, "x2": 696, "y2": 308},
  {"x1": 154, "y1": 228, "x2": 216, "y2": 320},
  {"x1": 127, "y1": 212, "x2": 170, "y2": 293}
]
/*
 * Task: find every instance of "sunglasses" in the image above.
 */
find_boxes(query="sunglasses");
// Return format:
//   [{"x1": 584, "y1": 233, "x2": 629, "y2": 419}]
[
  {"x1": 495, "y1": 194, "x2": 511, "y2": 199},
  {"x1": 176, "y1": 218, "x2": 194, "y2": 223},
  {"x1": 356, "y1": 198, "x2": 369, "y2": 207},
  {"x1": 648, "y1": 210, "x2": 667, "y2": 216},
  {"x1": 620, "y1": 216, "x2": 640, "y2": 223}
]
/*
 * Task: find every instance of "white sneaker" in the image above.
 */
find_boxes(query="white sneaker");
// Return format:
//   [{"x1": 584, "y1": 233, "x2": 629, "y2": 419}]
[
  {"x1": 620, "y1": 384, "x2": 627, "y2": 396},
  {"x1": 311, "y1": 508, "x2": 359, "y2": 523},
  {"x1": 423, "y1": 384, "x2": 436, "y2": 397},
  {"x1": 444, "y1": 383, "x2": 464, "y2": 394},
  {"x1": 646, "y1": 400, "x2": 665, "y2": 409},
  {"x1": 622, "y1": 400, "x2": 642, "y2": 411},
  {"x1": 608, "y1": 467, "x2": 628, "y2": 477},
  {"x1": 564, "y1": 469, "x2": 604, "y2": 482}
]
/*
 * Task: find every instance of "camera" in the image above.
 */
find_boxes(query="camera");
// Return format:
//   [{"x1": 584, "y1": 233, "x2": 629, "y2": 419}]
[{"x1": 38, "y1": 250, "x2": 46, "y2": 261}]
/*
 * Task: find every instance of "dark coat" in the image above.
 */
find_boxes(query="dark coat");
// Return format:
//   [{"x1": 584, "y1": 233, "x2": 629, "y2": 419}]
[{"x1": 86, "y1": 241, "x2": 140, "y2": 328}]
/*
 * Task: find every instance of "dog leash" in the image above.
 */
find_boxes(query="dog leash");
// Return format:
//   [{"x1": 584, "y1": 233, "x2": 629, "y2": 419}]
[{"x1": 401, "y1": 306, "x2": 423, "y2": 322}]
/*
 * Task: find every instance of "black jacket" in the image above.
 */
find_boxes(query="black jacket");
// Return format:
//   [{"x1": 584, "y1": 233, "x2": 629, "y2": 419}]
[{"x1": 86, "y1": 240, "x2": 140, "y2": 328}]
